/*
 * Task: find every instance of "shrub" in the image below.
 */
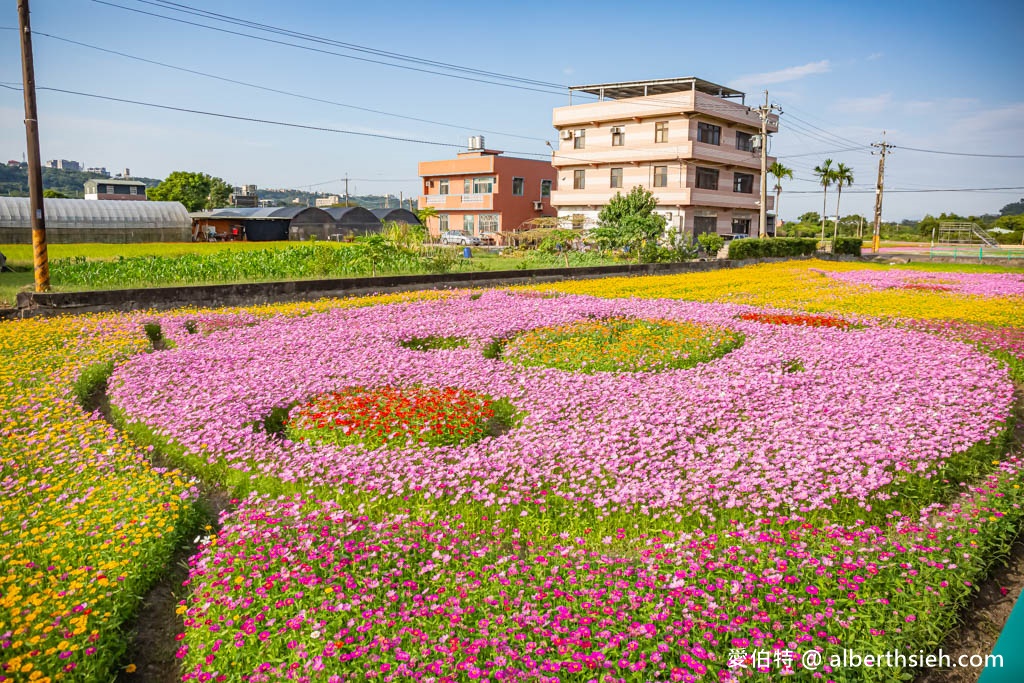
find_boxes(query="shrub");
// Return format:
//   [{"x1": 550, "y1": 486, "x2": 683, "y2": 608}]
[
  {"x1": 728, "y1": 237, "x2": 818, "y2": 260},
  {"x1": 697, "y1": 232, "x2": 725, "y2": 257},
  {"x1": 143, "y1": 322, "x2": 163, "y2": 346},
  {"x1": 73, "y1": 361, "x2": 114, "y2": 412},
  {"x1": 833, "y1": 237, "x2": 863, "y2": 256}
]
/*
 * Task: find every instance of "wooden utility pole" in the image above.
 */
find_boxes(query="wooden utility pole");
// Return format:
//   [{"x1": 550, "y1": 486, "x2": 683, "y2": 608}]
[
  {"x1": 870, "y1": 134, "x2": 893, "y2": 253},
  {"x1": 754, "y1": 91, "x2": 782, "y2": 238},
  {"x1": 18, "y1": 0, "x2": 49, "y2": 291}
]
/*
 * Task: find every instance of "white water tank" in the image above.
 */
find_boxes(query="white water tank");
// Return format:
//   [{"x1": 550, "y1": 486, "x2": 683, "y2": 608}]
[{"x1": 468, "y1": 135, "x2": 485, "y2": 151}]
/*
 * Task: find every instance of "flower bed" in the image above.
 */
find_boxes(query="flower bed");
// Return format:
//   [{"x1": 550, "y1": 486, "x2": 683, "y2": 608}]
[
  {"x1": 737, "y1": 311, "x2": 852, "y2": 329},
  {"x1": 500, "y1": 317, "x2": 744, "y2": 373}
]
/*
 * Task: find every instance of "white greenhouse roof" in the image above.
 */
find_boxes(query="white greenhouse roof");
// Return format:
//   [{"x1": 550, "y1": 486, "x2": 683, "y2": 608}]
[{"x1": 0, "y1": 197, "x2": 191, "y2": 230}]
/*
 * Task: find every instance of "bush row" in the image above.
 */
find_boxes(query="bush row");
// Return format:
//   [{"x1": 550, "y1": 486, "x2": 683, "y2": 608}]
[
  {"x1": 727, "y1": 237, "x2": 819, "y2": 260},
  {"x1": 833, "y1": 237, "x2": 864, "y2": 256}
]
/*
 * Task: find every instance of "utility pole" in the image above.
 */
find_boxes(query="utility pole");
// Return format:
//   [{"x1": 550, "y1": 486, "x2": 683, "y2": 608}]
[
  {"x1": 870, "y1": 133, "x2": 893, "y2": 253},
  {"x1": 344, "y1": 175, "x2": 349, "y2": 206},
  {"x1": 18, "y1": 0, "x2": 49, "y2": 291},
  {"x1": 754, "y1": 90, "x2": 782, "y2": 238},
  {"x1": 399, "y1": 191, "x2": 404, "y2": 210}
]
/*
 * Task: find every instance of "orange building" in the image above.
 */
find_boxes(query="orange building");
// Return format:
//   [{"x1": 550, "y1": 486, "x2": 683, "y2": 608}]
[{"x1": 418, "y1": 137, "x2": 556, "y2": 241}]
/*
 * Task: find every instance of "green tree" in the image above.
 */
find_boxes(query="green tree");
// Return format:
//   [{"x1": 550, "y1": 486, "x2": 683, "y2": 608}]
[
  {"x1": 147, "y1": 171, "x2": 233, "y2": 211},
  {"x1": 813, "y1": 159, "x2": 836, "y2": 242},
  {"x1": 42, "y1": 189, "x2": 68, "y2": 198},
  {"x1": 768, "y1": 161, "x2": 793, "y2": 228},
  {"x1": 831, "y1": 163, "x2": 854, "y2": 242},
  {"x1": 416, "y1": 206, "x2": 439, "y2": 227},
  {"x1": 593, "y1": 186, "x2": 666, "y2": 261},
  {"x1": 999, "y1": 198, "x2": 1024, "y2": 216}
]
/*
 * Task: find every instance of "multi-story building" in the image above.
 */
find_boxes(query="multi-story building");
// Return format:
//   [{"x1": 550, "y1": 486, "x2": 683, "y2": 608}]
[
  {"x1": 46, "y1": 159, "x2": 82, "y2": 172},
  {"x1": 315, "y1": 195, "x2": 342, "y2": 208},
  {"x1": 83, "y1": 178, "x2": 148, "y2": 201},
  {"x1": 550, "y1": 77, "x2": 778, "y2": 238},
  {"x1": 85, "y1": 167, "x2": 110, "y2": 177},
  {"x1": 230, "y1": 184, "x2": 260, "y2": 208},
  {"x1": 418, "y1": 136, "x2": 556, "y2": 240}
]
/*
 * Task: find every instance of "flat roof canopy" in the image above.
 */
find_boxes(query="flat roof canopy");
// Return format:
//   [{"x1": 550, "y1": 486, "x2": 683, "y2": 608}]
[{"x1": 569, "y1": 77, "x2": 744, "y2": 101}]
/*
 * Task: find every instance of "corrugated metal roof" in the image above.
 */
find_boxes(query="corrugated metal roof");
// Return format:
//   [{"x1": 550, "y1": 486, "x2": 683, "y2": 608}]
[
  {"x1": 206, "y1": 207, "x2": 333, "y2": 220},
  {"x1": 323, "y1": 206, "x2": 379, "y2": 223},
  {"x1": 371, "y1": 208, "x2": 421, "y2": 224},
  {"x1": 0, "y1": 197, "x2": 191, "y2": 229}
]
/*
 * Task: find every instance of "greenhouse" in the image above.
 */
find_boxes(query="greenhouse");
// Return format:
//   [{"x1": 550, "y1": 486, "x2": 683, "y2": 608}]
[{"x1": 0, "y1": 197, "x2": 191, "y2": 243}]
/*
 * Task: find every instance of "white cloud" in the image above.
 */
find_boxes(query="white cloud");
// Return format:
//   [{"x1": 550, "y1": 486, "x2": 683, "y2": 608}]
[
  {"x1": 866, "y1": 52, "x2": 884, "y2": 61},
  {"x1": 835, "y1": 93, "x2": 892, "y2": 114},
  {"x1": 729, "y1": 60, "x2": 831, "y2": 90}
]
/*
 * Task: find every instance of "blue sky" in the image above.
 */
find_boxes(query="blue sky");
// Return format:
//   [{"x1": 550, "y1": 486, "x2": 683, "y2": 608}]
[{"x1": 2, "y1": 0, "x2": 1022, "y2": 220}]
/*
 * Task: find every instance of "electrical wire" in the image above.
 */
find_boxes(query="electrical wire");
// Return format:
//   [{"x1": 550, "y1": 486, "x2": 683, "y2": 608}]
[
  {"x1": 89, "y1": 0, "x2": 569, "y2": 97},
  {"x1": 893, "y1": 146, "x2": 1024, "y2": 159},
  {"x1": 30, "y1": 30, "x2": 551, "y2": 143}
]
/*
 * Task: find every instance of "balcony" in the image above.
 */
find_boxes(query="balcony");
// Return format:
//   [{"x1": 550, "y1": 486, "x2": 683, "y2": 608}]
[{"x1": 552, "y1": 140, "x2": 766, "y2": 171}]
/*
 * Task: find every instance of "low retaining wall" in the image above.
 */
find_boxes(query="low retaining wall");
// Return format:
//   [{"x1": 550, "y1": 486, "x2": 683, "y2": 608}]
[{"x1": 6, "y1": 255, "x2": 851, "y2": 318}]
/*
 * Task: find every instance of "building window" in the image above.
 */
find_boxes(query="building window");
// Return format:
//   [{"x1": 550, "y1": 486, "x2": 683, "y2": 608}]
[
  {"x1": 439, "y1": 214, "x2": 449, "y2": 231},
  {"x1": 653, "y1": 165, "x2": 668, "y2": 188},
  {"x1": 610, "y1": 167, "x2": 623, "y2": 189},
  {"x1": 732, "y1": 218, "x2": 751, "y2": 235},
  {"x1": 107, "y1": 185, "x2": 116, "y2": 194},
  {"x1": 479, "y1": 214, "x2": 499, "y2": 232},
  {"x1": 655, "y1": 121, "x2": 668, "y2": 143},
  {"x1": 694, "y1": 216, "x2": 717, "y2": 236},
  {"x1": 129, "y1": 185, "x2": 138, "y2": 195},
  {"x1": 735, "y1": 132, "x2": 753, "y2": 152},
  {"x1": 540, "y1": 179, "x2": 552, "y2": 197},
  {"x1": 473, "y1": 177, "x2": 493, "y2": 194},
  {"x1": 464, "y1": 178, "x2": 471, "y2": 194},
  {"x1": 573, "y1": 169, "x2": 585, "y2": 190},
  {"x1": 439, "y1": 179, "x2": 449, "y2": 195},
  {"x1": 695, "y1": 167, "x2": 719, "y2": 190},
  {"x1": 733, "y1": 173, "x2": 754, "y2": 194},
  {"x1": 574, "y1": 129, "x2": 585, "y2": 149},
  {"x1": 512, "y1": 177, "x2": 525, "y2": 196},
  {"x1": 611, "y1": 128, "x2": 625, "y2": 146},
  {"x1": 463, "y1": 214, "x2": 475, "y2": 233},
  {"x1": 697, "y1": 122, "x2": 721, "y2": 145}
]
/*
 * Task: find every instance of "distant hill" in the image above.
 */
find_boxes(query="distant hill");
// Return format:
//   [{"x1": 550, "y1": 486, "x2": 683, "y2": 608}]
[{"x1": 0, "y1": 164, "x2": 161, "y2": 198}]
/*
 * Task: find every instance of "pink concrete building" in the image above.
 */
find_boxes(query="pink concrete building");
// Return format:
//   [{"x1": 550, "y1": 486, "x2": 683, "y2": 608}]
[
  {"x1": 418, "y1": 137, "x2": 556, "y2": 241},
  {"x1": 550, "y1": 77, "x2": 778, "y2": 239}
]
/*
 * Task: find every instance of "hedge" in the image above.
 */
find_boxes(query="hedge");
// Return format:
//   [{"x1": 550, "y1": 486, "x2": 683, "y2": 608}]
[
  {"x1": 833, "y1": 237, "x2": 863, "y2": 256},
  {"x1": 727, "y1": 237, "x2": 819, "y2": 260}
]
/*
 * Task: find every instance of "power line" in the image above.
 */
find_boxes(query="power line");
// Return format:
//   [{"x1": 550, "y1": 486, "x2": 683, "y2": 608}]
[
  {"x1": 893, "y1": 145, "x2": 1024, "y2": 159},
  {"x1": 0, "y1": 82, "x2": 554, "y2": 158},
  {"x1": 31, "y1": 30, "x2": 550, "y2": 143},
  {"x1": 139, "y1": 0, "x2": 563, "y2": 90},
  {"x1": 776, "y1": 146, "x2": 868, "y2": 159},
  {"x1": 90, "y1": 0, "x2": 569, "y2": 97},
  {"x1": 785, "y1": 186, "x2": 1024, "y2": 194}
]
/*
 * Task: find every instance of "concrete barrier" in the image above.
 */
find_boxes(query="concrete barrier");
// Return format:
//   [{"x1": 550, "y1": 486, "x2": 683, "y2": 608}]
[{"x1": 7, "y1": 255, "x2": 851, "y2": 318}]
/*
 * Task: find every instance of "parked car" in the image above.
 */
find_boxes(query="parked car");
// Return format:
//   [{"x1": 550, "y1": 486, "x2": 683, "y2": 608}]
[
  {"x1": 440, "y1": 231, "x2": 481, "y2": 246},
  {"x1": 478, "y1": 231, "x2": 501, "y2": 246}
]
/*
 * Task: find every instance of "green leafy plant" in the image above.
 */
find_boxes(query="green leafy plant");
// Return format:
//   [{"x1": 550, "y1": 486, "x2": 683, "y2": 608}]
[
  {"x1": 833, "y1": 237, "x2": 863, "y2": 256},
  {"x1": 728, "y1": 237, "x2": 818, "y2": 260},
  {"x1": 73, "y1": 361, "x2": 114, "y2": 412},
  {"x1": 399, "y1": 335, "x2": 471, "y2": 351},
  {"x1": 697, "y1": 232, "x2": 725, "y2": 257}
]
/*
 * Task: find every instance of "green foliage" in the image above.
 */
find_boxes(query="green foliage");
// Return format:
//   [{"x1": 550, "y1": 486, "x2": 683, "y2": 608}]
[
  {"x1": 183, "y1": 320, "x2": 198, "y2": 334},
  {"x1": 697, "y1": 232, "x2": 725, "y2": 256},
  {"x1": 727, "y1": 237, "x2": 818, "y2": 260},
  {"x1": 399, "y1": 336, "x2": 471, "y2": 351},
  {"x1": 42, "y1": 189, "x2": 69, "y2": 198},
  {"x1": 537, "y1": 229, "x2": 579, "y2": 254},
  {"x1": 259, "y1": 403, "x2": 297, "y2": 436},
  {"x1": 999, "y1": 198, "x2": 1024, "y2": 216},
  {"x1": 593, "y1": 187, "x2": 666, "y2": 259},
  {"x1": 142, "y1": 322, "x2": 163, "y2": 346},
  {"x1": 0, "y1": 164, "x2": 160, "y2": 198},
  {"x1": 481, "y1": 337, "x2": 507, "y2": 359},
  {"x1": 147, "y1": 171, "x2": 233, "y2": 211},
  {"x1": 73, "y1": 361, "x2": 114, "y2": 413},
  {"x1": 832, "y1": 237, "x2": 863, "y2": 256}
]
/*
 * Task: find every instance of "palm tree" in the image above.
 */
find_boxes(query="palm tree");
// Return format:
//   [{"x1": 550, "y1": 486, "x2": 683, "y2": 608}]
[
  {"x1": 813, "y1": 159, "x2": 836, "y2": 242},
  {"x1": 831, "y1": 163, "x2": 854, "y2": 242},
  {"x1": 768, "y1": 161, "x2": 793, "y2": 235},
  {"x1": 416, "y1": 206, "x2": 439, "y2": 230}
]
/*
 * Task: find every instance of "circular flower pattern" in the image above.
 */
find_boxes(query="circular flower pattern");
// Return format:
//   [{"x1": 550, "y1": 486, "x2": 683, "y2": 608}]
[
  {"x1": 500, "y1": 317, "x2": 744, "y2": 373},
  {"x1": 285, "y1": 386, "x2": 508, "y2": 450}
]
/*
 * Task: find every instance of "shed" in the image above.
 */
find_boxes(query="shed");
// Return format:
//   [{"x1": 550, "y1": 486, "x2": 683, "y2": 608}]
[
  {"x1": 371, "y1": 208, "x2": 421, "y2": 226},
  {"x1": 0, "y1": 197, "x2": 190, "y2": 243},
  {"x1": 192, "y1": 207, "x2": 336, "y2": 241},
  {"x1": 323, "y1": 207, "x2": 382, "y2": 239}
]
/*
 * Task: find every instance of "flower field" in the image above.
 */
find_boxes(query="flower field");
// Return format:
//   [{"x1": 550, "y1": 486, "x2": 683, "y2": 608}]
[{"x1": 3, "y1": 260, "x2": 1024, "y2": 682}]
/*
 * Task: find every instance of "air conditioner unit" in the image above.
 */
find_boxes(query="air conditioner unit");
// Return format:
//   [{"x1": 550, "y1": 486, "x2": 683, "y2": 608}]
[
  {"x1": 533, "y1": 200, "x2": 544, "y2": 210},
  {"x1": 559, "y1": 130, "x2": 573, "y2": 140}
]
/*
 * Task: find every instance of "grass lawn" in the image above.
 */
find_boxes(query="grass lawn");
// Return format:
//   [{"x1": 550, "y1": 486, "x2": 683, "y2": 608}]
[{"x1": 0, "y1": 240, "x2": 344, "y2": 266}]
